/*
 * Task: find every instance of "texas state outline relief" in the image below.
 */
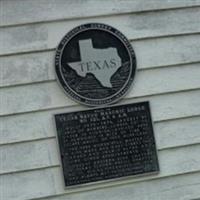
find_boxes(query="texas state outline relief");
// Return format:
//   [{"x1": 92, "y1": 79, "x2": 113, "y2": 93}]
[{"x1": 68, "y1": 39, "x2": 122, "y2": 88}]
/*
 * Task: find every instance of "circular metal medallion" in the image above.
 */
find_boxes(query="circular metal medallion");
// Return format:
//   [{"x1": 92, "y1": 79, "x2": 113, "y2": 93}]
[{"x1": 55, "y1": 23, "x2": 136, "y2": 106}]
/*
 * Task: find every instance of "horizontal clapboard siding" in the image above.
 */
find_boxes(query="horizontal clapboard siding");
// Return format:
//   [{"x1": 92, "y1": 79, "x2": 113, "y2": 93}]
[
  {"x1": 1, "y1": 82, "x2": 200, "y2": 116},
  {"x1": 30, "y1": 171, "x2": 200, "y2": 200},
  {"x1": 1, "y1": 163, "x2": 200, "y2": 200},
  {"x1": 1, "y1": 137, "x2": 200, "y2": 175},
  {"x1": 1, "y1": 1, "x2": 200, "y2": 200},
  {"x1": 1, "y1": 112, "x2": 200, "y2": 149},
  {"x1": 155, "y1": 116, "x2": 200, "y2": 150},
  {"x1": 1, "y1": 35, "x2": 200, "y2": 88},
  {"x1": 1, "y1": 7, "x2": 200, "y2": 56},
  {"x1": 1, "y1": 0, "x2": 200, "y2": 27}
]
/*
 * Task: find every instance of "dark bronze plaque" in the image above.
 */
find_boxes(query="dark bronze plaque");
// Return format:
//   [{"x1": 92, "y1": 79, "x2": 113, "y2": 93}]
[
  {"x1": 55, "y1": 102, "x2": 159, "y2": 187},
  {"x1": 55, "y1": 23, "x2": 136, "y2": 106}
]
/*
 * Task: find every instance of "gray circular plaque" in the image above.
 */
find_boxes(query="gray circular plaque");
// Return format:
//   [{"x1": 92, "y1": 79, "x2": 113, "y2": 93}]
[{"x1": 55, "y1": 23, "x2": 136, "y2": 106}]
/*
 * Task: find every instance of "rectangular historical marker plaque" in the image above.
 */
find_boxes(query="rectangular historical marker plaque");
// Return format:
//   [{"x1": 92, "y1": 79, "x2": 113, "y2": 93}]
[{"x1": 55, "y1": 102, "x2": 159, "y2": 187}]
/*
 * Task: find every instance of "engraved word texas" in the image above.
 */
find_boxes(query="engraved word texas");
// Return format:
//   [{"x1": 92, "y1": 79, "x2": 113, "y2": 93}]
[{"x1": 68, "y1": 39, "x2": 121, "y2": 88}]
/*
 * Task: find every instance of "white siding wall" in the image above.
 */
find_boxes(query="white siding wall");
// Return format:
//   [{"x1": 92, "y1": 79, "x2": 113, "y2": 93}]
[{"x1": 1, "y1": 1, "x2": 200, "y2": 200}]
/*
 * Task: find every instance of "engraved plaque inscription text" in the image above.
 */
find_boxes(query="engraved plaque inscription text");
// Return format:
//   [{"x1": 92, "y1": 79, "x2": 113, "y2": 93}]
[{"x1": 55, "y1": 102, "x2": 159, "y2": 187}]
